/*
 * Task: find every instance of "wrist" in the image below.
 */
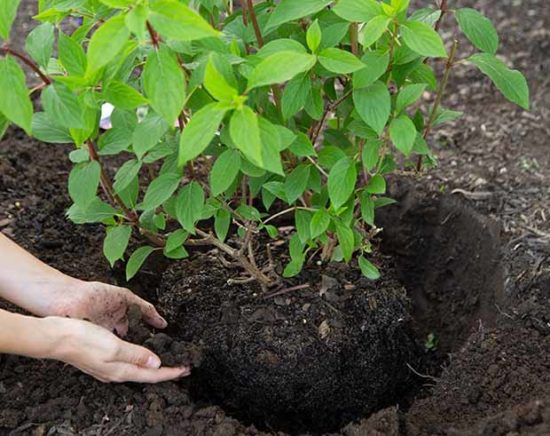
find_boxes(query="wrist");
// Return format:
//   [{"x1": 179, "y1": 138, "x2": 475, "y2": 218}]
[{"x1": 40, "y1": 316, "x2": 78, "y2": 361}]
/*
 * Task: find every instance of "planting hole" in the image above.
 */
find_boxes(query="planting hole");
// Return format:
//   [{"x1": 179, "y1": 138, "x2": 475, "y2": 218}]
[{"x1": 159, "y1": 185, "x2": 504, "y2": 434}]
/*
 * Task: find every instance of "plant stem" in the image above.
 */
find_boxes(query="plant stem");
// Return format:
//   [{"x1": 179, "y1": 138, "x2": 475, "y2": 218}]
[
  {"x1": 146, "y1": 21, "x2": 160, "y2": 49},
  {"x1": 434, "y1": 0, "x2": 449, "y2": 32},
  {"x1": 350, "y1": 23, "x2": 359, "y2": 56},
  {"x1": 416, "y1": 39, "x2": 459, "y2": 171},
  {"x1": 0, "y1": 45, "x2": 51, "y2": 85},
  {"x1": 194, "y1": 229, "x2": 274, "y2": 286},
  {"x1": 245, "y1": 0, "x2": 264, "y2": 48}
]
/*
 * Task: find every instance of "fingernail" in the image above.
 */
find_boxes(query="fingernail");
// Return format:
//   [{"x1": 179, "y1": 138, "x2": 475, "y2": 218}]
[
  {"x1": 159, "y1": 317, "x2": 168, "y2": 328},
  {"x1": 146, "y1": 356, "x2": 161, "y2": 369},
  {"x1": 179, "y1": 367, "x2": 191, "y2": 377}
]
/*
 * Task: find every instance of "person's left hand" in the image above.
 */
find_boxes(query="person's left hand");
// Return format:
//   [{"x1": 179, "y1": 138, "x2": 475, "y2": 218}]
[{"x1": 49, "y1": 280, "x2": 167, "y2": 336}]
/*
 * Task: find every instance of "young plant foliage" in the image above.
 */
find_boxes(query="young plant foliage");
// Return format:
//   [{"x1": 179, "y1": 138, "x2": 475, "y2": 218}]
[{"x1": 0, "y1": 0, "x2": 529, "y2": 284}]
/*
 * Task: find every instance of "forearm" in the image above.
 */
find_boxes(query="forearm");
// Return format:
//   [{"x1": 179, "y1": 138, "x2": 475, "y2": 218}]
[
  {"x1": 0, "y1": 233, "x2": 81, "y2": 316},
  {"x1": 0, "y1": 309, "x2": 62, "y2": 359}
]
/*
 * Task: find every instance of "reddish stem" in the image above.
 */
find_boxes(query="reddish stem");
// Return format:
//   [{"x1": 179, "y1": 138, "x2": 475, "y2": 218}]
[
  {"x1": 0, "y1": 46, "x2": 51, "y2": 85},
  {"x1": 146, "y1": 21, "x2": 160, "y2": 49},
  {"x1": 245, "y1": 0, "x2": 264, "y2": 48}
]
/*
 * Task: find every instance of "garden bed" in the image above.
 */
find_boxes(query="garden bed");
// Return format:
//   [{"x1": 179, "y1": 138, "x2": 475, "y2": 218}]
[{"x1": 1, "y1": 0, "x2": 549, "y2": 434}]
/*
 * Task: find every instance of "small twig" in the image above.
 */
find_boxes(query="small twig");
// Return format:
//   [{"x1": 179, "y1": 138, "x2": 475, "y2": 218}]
[
  {"x1": 0, "y1": 45, "x2": 51, "y2": 85},
  {"x1": 195, "y1": 228, "x2": 274, "y2": 286},
  {"x1": 406, "y1": 363, "x2": 439, "y2": 382},
  {"x1": 264, "y1": 283, "x2": 310, "y2": 299},
  {"x1": 434, "y1": 0, "x2": 449, "y2": 32},
  {"x1": 417, "y1": 39, "x2": 459, "y2": 171}
]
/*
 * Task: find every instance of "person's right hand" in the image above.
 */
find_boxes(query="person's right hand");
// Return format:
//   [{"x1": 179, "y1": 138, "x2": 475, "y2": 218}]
[{"x1": 45, "y1": 316, "x2": 190, "y2": 383}]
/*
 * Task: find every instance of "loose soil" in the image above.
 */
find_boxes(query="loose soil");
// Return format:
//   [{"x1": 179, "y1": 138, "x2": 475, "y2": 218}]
[
  {"x1": 1, "y1": 0, "x2": 549, "y2": 434},
  {"x1": 158, "y1": 253, "x2": 422, "y2": 434}
]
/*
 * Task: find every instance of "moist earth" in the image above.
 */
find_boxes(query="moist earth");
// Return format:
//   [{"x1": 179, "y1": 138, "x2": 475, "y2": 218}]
[
  {"x1": 1, "y1": 0, "x2": 550, "y2": 434},
  {"x1": 158, "y1": 253, "x2": 422, "y2": 434}
]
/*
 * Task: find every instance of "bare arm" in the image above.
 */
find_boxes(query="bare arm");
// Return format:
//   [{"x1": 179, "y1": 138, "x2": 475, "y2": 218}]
[
  {"x1": 0, "y1": 233, "x2": 189, "y2": 383},
  {"x1": 0, "y1": 233, "x2": 75, "y2": 316}
]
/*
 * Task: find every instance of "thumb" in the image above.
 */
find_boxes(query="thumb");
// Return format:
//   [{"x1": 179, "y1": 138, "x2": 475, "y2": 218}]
[{"x1": 113, "y1": 341, "x2": 162, "y2": 369}]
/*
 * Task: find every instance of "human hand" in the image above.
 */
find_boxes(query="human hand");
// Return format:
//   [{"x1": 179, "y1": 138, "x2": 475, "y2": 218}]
[
  {"x1": 44, "y1": 316, "x2": 190, "y2": 383},
  {"x1": 49, "y1": 280, "x2": 167, "y2": 336}
]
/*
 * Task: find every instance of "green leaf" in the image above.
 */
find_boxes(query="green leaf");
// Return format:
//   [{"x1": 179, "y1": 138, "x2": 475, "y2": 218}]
[
  {"x1": 42, "y1": 82, "x2": 84, "y2": 129},
  {"x1": 333, "y1": 0, "x2": 381, "y2": 23},
  {"x1": 401, "y1": 21, "x2": 447, "y2": 58},
  {"x1": 32, "y1": 112, "x2": 72, "y2": 143},
  {"x1": 140, "y1": 172, "x2": 180, "y2": 211},
  {"x1": 99, "y1": 0, "x2": 135, "y2": 7},
  {"x1": 410, "y1": 8, "x2": 441, "y2": 26},
  {"x1": 455, "y1": 8, "x2": 499, "y2": 54},
  {"x1": 126, "y1": 246, "x2": 155, "y2": 281},
  {"x1": 353, "y1": 51, "x2": 390, "y2": 88},
  {"x1": 306, "y1": 19, "x2": 322, "y2": 53},
  {"x1": 204, "y1": 52, "x2": 239, "y2": 102},
  {"x1": 247, "y1": 51, "x2": 317, "y2": 90},
  {"x1": 336, "y1": 222, "x2": 354, "y2": 262},
  {"x1": 267, "y1": 0, "x2": 332, "y2": 30},
  {"x1": 318, "y1": 48, "x2": 365, "y2": 74},
  {"x1": 389, "y1": 115, "x2": 417, "y2": 156},
  {"x1": 362, "y1": 138, "x2": 382, "y2": 171},
  {"x1": 282, "y1": 73, "x2": 311, "y2": 120},
  {"x1": 86, "y1": 15, "x2": 130, "y2": 76},
  {"x1": 230, "y1": 106, "x2": 262, "y2": 166},
  {"x1": 113, "y1": 159, "x2": 142, "y2": 194},
  {"x1": 210, "y1": 149, "x2": 241, "y2": 196},
  {"x1": 133, "y1": 113, "x2": 169, "y2": 159},
  {"x1": 310, "y1": 209, "x2": 330, "y2": 239},
  {"x1": 104, "y1": 80, "x2": 148, "y2": 110},
  {"x1": 365, "y1": 174, "x2": 386, "y2": 194},
  {"x1": 0, "y1": 0, "x2": 21, "y2": 39},
  {"x1": 433, "y1": 108, "x2": 463, "y2": 126},
  {"x1": 67, "y1": 198, "x2": 118, "y2": 224},
  {"x1": 103, "y1": 225, "x2": 132, "y2": 267},
  {"x1": 353, "y1": 81, "x2": 391, "y2": 135},
  {"x1": 143, "y1": 45, "x2": 185, "y2": 125},
  {"x1": 361, "y1": 15, "x2": 391, "y2": 47},
  {"x1": 175, "y1": 181, "x2": 204, "y2": 233},
  {"x1": 165, "y1": 229, "x2": 188, "y2": 253},
  {"x1": 358, "y1": 255, "x2": 380, "y2": 280},
  {"x1": 0, "y1": 112, "x2": 9, "y2": 140},
  {"x1": 295, "y1": 210, "x2": 312, "y2": 243},
  {"x1": 178, "y1": 102, "x2": 228, "y2": 166},
  {"x1": 0, "y1": 57, "x2": 33, "y2": 134},
  {"x1": 360, "y1": 192, "x2": 375, "y2": 225},
  {"x1": 396, "y1": 83, "x2": 426, "y2": 113},
  {"x1": 149, "y1": 0, "x2": 220, "y2": 42},
  {"x1": 328, "y1": 157, "x2": 357, "y2": 209},
  {"x1": 285, "y1": 164, "x2": 311, "y2": 204},
  {"x1": 125, "y1": 3, "x2": 148, "y2": 41},
  {"x1": 468, "y1": 53, "x2": 529, "y2": 110},
  {"x1": 214, "y1": 208, "x2": 231, "y2": 242},
  {"x1": 289, "y1": 133, "x2": 316, "y2": 157},
  {"x1": 68, "y1": 161, "x2": 101, "y2": 206},
  {"x1": 58, "y1": 32, "x2": 87, "y2": 76},
  {"x1": 25, "y1": 23, "x2": 55, "y2": 68}
]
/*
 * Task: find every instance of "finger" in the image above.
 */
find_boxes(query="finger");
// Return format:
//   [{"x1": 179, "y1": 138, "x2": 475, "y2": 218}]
[
  {"x1": 126, "y1": 292, "x2": 168, "y2": 329},
  {"x1": 113, "y1": 316, "x2": 129, "y2": 337},
  {"x1": 113, "y1": 341, "x2": 162, "y2": 369},
  {"x1": 114, "y1": 364, "x2": 191, "y2": 384}
]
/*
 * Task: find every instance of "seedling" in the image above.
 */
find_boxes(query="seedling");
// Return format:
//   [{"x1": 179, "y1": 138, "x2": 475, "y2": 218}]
[{"x1": 0, "y1": 0, "x2": 529, "y2": 288}]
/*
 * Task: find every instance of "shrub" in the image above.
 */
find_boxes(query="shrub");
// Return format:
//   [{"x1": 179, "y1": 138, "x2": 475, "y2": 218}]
[{"x1": 0, "y1": 0, "x2": 529, "y2": 287}]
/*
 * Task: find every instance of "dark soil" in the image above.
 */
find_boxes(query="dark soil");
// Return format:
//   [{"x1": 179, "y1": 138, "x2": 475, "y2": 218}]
[
  {"x1": 1, "y1": 0, "x2": 549, "y2": 434},
  {"x1": 158, "y1": 253, "x2": 422, "y2": 434}
]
